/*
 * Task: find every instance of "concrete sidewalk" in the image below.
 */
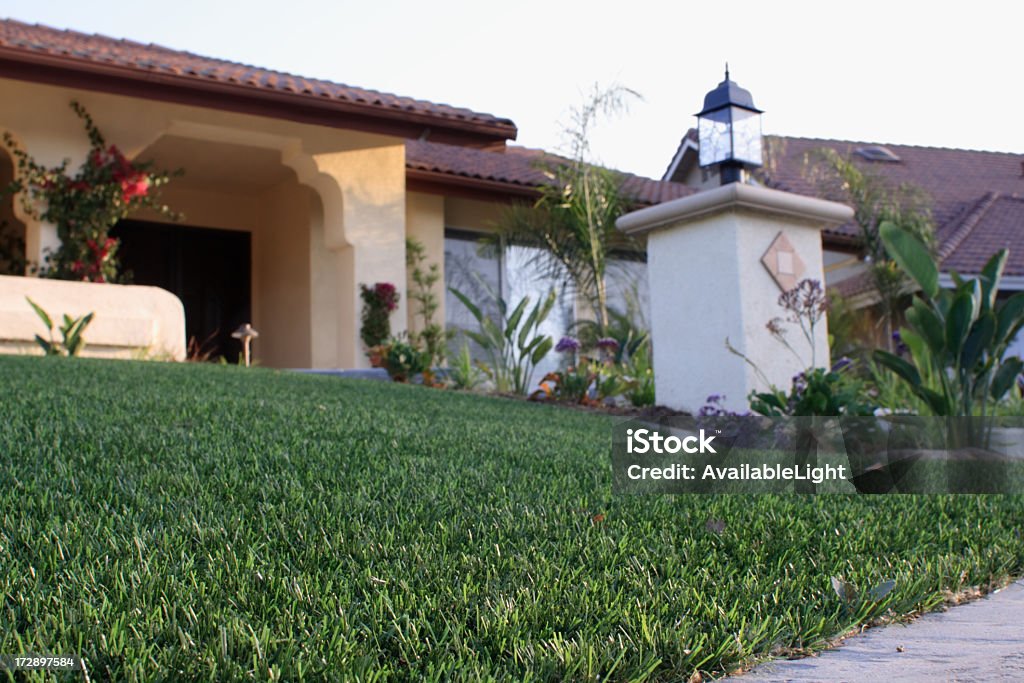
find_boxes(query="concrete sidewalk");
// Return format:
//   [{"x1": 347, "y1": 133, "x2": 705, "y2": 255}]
[{"x1": 739, "y1": 580, "x2": 1024, "y2": 682}]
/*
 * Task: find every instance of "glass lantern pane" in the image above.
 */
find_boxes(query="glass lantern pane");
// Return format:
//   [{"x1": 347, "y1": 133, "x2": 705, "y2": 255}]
[
  {"x1": 698, "y1": 109, "x2": 731, "y2": 167},
  {"x1": 730, "y1": 106, "x2": 763, "y2": 165}
]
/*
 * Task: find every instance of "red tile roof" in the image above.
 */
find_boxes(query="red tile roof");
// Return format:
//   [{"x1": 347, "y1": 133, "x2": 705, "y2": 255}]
[
  {"x1": 941, "y1": 193, "x2": 1024, "y2": 276},
  {"x1": 759, "y1": 136, "x2": 1024, "y2": 239},
  {"x1": 406, "y1": 140, "x2": 694, "y2": 206},
  {"x1": 666, "y1": 131, "x2": 1024, "y2": 276},
  {"x1": 0, "y1": 19, "x2": 517, "y2": 143},
  {"x1": 762, "y1": 137, "x2": 1024, "y2": 276}
]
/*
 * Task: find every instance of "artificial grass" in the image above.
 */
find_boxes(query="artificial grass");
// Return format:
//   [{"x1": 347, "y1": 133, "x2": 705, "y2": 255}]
[{"x1": 1, "y1": 355, "x2": 1022, "y2": 682}]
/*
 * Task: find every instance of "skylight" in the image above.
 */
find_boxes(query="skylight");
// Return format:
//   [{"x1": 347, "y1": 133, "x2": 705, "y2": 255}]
[{"x1": 854, "y1": 146, "x2": 902, "y2": 163}]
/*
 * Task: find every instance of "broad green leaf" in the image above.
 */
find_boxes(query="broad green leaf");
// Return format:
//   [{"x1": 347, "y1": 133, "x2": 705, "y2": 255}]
[
  {"x1": 34, "y1": 334, "x2": 55, "y2": 356},
  {"x1": 530, "y1": 337, "x2": 553, "y2": 365},
  {"x1": 879, "y1": 221, "x2": 938, "y2": 298},
  {"x1": 873, "y1": 350, "x2": 922, "y2": 387},
  {"x1": 945, "y1": 290, "x2": 975, "y2": 356},
  {"x1": 504, "y1": 297, "x2": 529, "y2": 339},
  {"x1": 918, "y1": 387, "x2": 952, "y2": 416},
  {"x1": 481, "y1": 317, "x2": 504, "y2": 345},
  {"x1": 900, "y1": 327, "x2": 928, "y2": 364},
  {"x1": 906, "y1": 300, "x2": 945, "y2": 357},
  {"x1": 449, "y1": 288, "x2": 483, "y2": 324},
  {"x1": 960, "y1": 313, "x2": 994, "y2": 369},
  {"x1": 991, "y1": 358, "x2": 1024, "y2": 401},
  {"x1": 537, "y1": 289, "x2": 557, "y2": 322},
  {"x1": 995, "y1": 293, "x2": 1024, "y2": 348},
  {"x1": 518, "y1": 305, "x2": 541, "y2": 349},
  {"x1": 979, "y1": 250, "x2": 1008, "y2": 311},
  {"x1": 464, "y1": 330, "x2": 491, "y2": 350},
  {"x1": 969, "y1": 279, "x2": 982, "y2": 322},
  {"x1": 26, "y1": 297, "x2": 53, "y2": 330}
]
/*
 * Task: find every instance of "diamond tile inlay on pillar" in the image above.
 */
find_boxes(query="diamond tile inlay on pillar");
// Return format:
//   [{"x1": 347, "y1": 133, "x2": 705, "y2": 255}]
[{"x1": 761, "y1": 231, "x2": 805, "y2": 291}]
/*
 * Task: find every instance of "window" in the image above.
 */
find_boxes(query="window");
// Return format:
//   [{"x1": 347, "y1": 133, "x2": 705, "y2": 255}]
[{"x1": 443, "y1": 229, "x2": 574, "y2": 379}]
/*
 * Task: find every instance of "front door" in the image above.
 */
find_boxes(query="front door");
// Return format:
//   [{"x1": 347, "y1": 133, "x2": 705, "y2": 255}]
[{"x1": 112, "y1": 220, "x2": 251, "y2": 362}]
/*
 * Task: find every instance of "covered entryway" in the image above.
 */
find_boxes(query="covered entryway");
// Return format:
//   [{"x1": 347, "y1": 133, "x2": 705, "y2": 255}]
[{"x1": 112, "y1": 220, "x2": 251, "y2": 362}]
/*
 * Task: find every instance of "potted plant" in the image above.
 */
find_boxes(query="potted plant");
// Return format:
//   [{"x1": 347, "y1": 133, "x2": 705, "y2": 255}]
[{"x1": 360, "y1": 282, "x2": 399, "y2": 366}]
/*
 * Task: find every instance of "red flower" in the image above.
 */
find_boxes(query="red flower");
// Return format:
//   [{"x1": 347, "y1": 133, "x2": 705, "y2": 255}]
[
  {"x1": 374, "y1": 282, "x2": 399, "y2": 311},
  {"x1": 120, "y1": 175, "x2": 149, "y2": 202}
]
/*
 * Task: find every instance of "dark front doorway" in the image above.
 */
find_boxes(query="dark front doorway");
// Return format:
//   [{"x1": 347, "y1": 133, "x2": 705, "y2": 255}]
[{"x1": 113, "y1": 220, "x2": 251, "y2": 362}]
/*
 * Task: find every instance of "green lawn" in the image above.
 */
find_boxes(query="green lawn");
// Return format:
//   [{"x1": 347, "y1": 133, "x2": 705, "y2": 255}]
[{"x1": 2, "y1": 356, "x2": 1022, "y2": 681}]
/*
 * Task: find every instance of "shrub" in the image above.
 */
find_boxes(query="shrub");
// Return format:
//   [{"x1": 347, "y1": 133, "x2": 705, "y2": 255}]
[
  {"x1": 26, "y1": 297, "x2": 93, "y2": 357},
  {"x1": 406, "y1": 238, "x2": 451, "y2": 367},
  {"x1": 446, "y1": 343, "x2": 486, "y2": 391},
  {"x1": 384, "y1": 337, "x2": 426, "y2": 382},
  {"x1": 750, "y1": 362, "x2": 875, "y2": 417},
  {"x1": 359, "y1": 282, "x2": 399, "y2": 349},
  {"x1": 623, "y1": 342, "x2": 655, "y2": 407},
  {"x1": 1, "y1": 101, "x2": 179, "y2": 281},
  {"x1": 872, "y1": 222, "x2": 1024, "y2": 441},
  {"x1": 449, "y1": 286, "x2": 556, "y2": 394}
]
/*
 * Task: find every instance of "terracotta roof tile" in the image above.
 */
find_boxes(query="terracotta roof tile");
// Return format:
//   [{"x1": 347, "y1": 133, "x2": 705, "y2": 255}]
[
  {"x1": 405, "y1": 140, "x2": 694, "y2": 206},
  {"x1": 941, "y1": 194, "x2": 1024, "y2": 276},
  {"x1": 757, "y1": 136, "x2": 1024, "y2": 248},
  {"x1": 675, "y1": 134, "x2": 1024, "y2": 274},
  {"x1": 0, "y1": 18, "x2": 516, "y2": 137}
]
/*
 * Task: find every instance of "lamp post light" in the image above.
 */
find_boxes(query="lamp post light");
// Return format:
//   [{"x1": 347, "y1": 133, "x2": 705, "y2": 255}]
[{"x1": 696, "y1": 66, "x2": 764, "y2": 185}]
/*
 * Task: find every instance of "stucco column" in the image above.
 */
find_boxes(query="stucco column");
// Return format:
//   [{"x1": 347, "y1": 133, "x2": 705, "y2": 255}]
[
  {"x1": 22, "y1": 219, "x2": 60, "y2": 273},
  {"x1": 292, "y1": 143, "x2": 407, "y2": 369},
  {"x1": 6, "y1": 130, "x2": 91, "y2": 275},
  {"x1": 616, "y1": 182, "x2": 853, "y2": 413}
]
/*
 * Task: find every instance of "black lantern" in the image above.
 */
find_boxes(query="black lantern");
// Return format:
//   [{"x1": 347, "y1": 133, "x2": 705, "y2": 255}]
[{"x1": 696, "y1": 67, "x2": 763, "y2": 184}]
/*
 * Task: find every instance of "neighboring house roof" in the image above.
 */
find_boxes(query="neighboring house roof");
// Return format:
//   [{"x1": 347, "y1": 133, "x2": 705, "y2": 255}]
[
  {"x1": 665, "y1": 131, "x2": 1024, "y2": 276},
  {"x1": 0, "y1": 18, "x2": 516, "y2": 146},
  {"x1": 406, "y1": 139, "x2": 695, "y2": 206}
]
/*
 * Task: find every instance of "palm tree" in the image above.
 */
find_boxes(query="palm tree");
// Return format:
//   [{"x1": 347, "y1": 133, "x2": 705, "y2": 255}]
[{"x1": 495, "y1": 85, "x2": 640, "y2": 332}]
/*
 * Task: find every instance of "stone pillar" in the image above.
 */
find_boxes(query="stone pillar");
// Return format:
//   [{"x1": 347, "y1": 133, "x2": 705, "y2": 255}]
[{"x1": 616, "y1": 182, "x2": 853, "y2": 413}]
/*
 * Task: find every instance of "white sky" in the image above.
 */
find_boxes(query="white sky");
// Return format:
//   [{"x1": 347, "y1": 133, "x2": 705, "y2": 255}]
[{"x1": 5, "y1": 0, "x2": 1023, "y2": 179}]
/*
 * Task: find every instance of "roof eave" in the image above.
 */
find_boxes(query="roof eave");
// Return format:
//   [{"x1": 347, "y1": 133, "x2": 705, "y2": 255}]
[
  {"x1": 0, "y1": 47, "x2": 518, "y2": 146},
  {"x1": 405, "y1": 168, "x2": 540, "y2": 202}
]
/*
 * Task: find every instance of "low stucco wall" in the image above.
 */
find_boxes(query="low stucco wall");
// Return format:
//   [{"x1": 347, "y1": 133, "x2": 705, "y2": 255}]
[{"x1": 0, "y1": 275, "x2": 186, "y2": 360}]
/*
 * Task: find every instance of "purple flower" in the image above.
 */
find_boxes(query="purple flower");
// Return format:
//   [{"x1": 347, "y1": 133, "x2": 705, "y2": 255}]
[
  {"x1": 555, "y1": 336, "x2": 581, "y2": 353},
  {"x1": 596, "y1": 337, "x2": 620, "y2": 351},
  {"x1": 892, "y1": 331, "x2": 909, "y2": 355},
  {"x1": 831, "y1": 357, "x2": 852, "y2": 372},
  {"x1": 698, "y1": 394, "x2": 749, "y2": 417}
]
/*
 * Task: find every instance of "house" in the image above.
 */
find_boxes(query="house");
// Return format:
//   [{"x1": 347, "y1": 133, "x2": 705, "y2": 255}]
[
  {"x1": 0, "y1": 18, "x2": 690, "y2": 367},
  {"x1": 664, "y1": 130, "x2": 1024, "y2": 303}
]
